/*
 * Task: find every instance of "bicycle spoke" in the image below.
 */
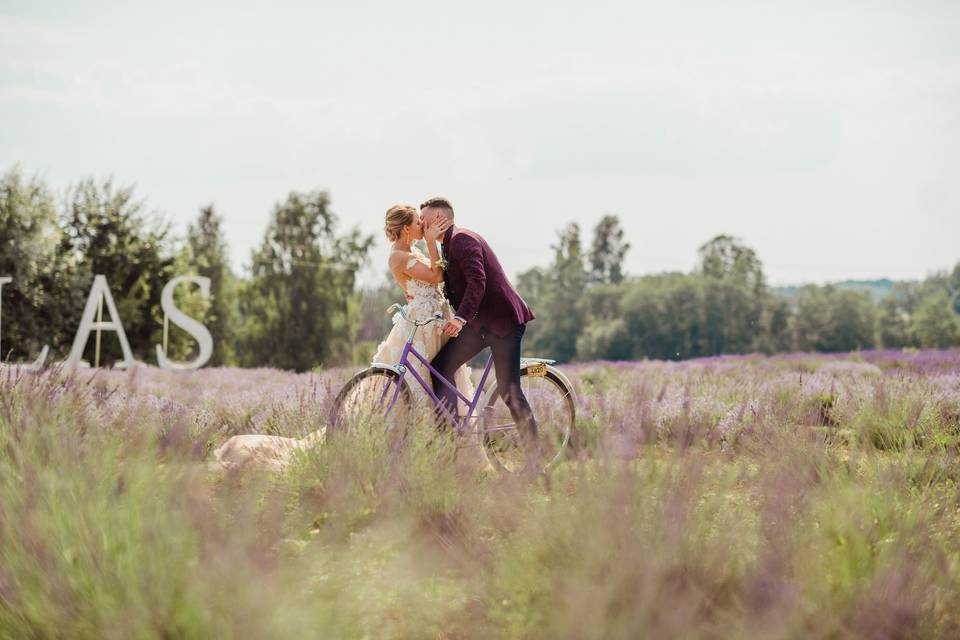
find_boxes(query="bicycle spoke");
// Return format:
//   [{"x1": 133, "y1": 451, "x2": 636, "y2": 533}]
[
  {"x1": 481, "y1": 370, "x2": 574, "y2": 474},
  {"x1": 333, "y1": 370, "x2": 411, "y2": 434}
]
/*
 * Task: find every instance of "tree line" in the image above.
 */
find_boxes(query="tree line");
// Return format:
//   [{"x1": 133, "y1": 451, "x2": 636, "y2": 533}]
[
  {"x1": 0, "y1": 167, "x2": 370, "y2": 372},
  {"x1": 3, "y1": 165, "x2": 958, "y2": 370},
  {"x1": 515, "y1": 217, "x2": 960, "y2": 362}
]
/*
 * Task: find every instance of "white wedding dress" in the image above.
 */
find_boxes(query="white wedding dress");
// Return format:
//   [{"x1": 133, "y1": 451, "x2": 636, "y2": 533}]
[
  {"x1": 210, "y1": 428, "x2": 324, "y2": 473},
  {"x1": 372, "y1": 247, "x2": 474, "y2": 412}
]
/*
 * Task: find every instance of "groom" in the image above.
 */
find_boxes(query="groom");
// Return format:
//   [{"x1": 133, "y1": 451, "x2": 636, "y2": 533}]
[{"x1": 419, "y1": 197, "x2": 538, "y2": 442}]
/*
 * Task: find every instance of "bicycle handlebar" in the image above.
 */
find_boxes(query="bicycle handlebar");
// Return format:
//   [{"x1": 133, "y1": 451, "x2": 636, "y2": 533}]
[{"x1": 386, "y1": 303, "x2": 446, "y2": 327}]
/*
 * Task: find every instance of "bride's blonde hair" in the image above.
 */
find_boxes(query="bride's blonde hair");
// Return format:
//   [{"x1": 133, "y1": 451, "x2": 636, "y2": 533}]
[{"x1": 384, "y1": 204, "x2": 416, "y2": 242}]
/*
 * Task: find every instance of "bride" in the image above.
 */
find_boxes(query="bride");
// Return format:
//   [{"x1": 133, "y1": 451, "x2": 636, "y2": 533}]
[
  {"x1": 373, "y1": 204, "x2": 474, "y2": 411},
  {"x1": 211, "y1": 204, "x2": 473, "y2": 473}
]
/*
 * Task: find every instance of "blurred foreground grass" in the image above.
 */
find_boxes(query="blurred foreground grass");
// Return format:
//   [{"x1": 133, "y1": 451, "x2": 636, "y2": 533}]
[{"x1": 2, "y1": 351, "x2": 960, "y2": 638}]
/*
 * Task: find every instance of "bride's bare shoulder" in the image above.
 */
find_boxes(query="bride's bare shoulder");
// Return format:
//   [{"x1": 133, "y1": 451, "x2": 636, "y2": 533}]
[
  {"x1": 388, "y1": 251, "x2": 418, "y2": 288},
  {"x1": 388, "y1": 249, "x2": 415, "y2": 268},
  {"x1": 391, "y1": 248, "x2": 428, "y2": 269}
]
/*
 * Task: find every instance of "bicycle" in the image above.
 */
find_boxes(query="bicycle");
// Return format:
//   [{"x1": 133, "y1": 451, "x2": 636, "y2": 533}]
[{"x1": 330, "y1": 303, "x2": 577, "y2": 473}]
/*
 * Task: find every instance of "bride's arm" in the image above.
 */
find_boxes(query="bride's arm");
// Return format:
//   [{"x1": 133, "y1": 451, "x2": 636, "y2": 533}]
[
  {"x1": 400, "y1": 252, "x2": 444, "y2": 284},
  {"x1": 424, "y1": 232, "x2": 442, "y2": 270}
]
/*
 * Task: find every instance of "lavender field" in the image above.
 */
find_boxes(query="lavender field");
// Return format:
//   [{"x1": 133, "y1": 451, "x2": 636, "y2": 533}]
[{"x1": 2, "y1": 349, "x2": 960, "y2": 638}]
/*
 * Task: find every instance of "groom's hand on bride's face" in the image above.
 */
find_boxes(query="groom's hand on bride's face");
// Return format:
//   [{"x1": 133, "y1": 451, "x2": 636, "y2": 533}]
[
  {"x1": 424, "y1": 217, "x2": 452, "y2": 242},
  {"x1": 442, "y1": 318, "x2": 464, "y2": 337}
]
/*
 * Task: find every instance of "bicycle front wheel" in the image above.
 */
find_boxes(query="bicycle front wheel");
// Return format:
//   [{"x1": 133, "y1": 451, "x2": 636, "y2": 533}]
[
  {"x1": 480, "y1": 363, "x2": 575, "y2": 474},
  {"x1": 329, "y1": 367, "x2": 413, "y2": 435}
]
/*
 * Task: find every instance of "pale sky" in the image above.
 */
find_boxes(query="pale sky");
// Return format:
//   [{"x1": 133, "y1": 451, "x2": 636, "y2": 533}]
[{"x1": 2, "y1": 0, "x2": 958, "y2": 287}]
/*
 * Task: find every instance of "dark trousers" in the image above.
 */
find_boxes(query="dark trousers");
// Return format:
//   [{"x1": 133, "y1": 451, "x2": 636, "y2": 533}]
[{"x1": 431, "y1": 323, "x2": 537, "y2": 439}]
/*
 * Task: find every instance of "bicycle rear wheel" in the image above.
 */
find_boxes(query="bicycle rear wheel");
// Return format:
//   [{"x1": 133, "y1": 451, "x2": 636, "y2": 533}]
[
  {"x1": 480, "y1": 364, "x2": 575, "y2": 473},
  {"x1": 329, "y1": 367, "x2": 413, "y2": 435}
]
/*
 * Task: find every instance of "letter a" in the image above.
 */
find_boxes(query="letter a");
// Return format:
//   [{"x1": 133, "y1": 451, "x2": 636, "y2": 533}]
[
  {"x1": 156, "y1": 276, "x2": 214, "y2": 371},
  {"x1": 67, "y1": 275, "x2": 137, "y2": 369}
]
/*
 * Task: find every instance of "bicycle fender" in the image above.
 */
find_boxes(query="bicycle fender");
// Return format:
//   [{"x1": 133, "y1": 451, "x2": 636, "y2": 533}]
[
  {"x1": 479, "y1": 364, "x2": 577, "y2": 408},
  {"x1": 369, "y1": 363, "x2": 406, "y2": 377},
  {"x1": 542, "y1": 365, "x2": 577, "y2": 404}
]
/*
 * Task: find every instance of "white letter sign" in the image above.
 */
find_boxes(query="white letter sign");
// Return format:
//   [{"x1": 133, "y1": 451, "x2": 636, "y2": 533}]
[
  {"x1": 156, "y1": 275, "x2": 213, "y2": 371},
  {"x1": 67, "y1": 275, "x2": 137, "y2": 369}
]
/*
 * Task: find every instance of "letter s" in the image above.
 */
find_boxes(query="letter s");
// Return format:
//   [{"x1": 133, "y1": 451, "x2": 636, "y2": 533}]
[{"x1": 156, "y1": 276, "x2": 214, "y2": 371}]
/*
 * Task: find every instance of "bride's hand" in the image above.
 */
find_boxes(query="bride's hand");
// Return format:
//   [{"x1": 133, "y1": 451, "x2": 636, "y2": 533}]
[{"x1": 423, "y1": 217, "x2": 452, "y2": 243}]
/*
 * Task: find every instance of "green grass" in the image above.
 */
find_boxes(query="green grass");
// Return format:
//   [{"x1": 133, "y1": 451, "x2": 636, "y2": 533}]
[{"x1": 2, "y1": 354, "x2": 960, "y2": 638}]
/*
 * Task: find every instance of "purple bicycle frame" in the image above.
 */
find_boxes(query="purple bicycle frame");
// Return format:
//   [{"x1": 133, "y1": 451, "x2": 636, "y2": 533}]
[{"x1": 382, "y1": 339, "x2": 495, "y2": 436}]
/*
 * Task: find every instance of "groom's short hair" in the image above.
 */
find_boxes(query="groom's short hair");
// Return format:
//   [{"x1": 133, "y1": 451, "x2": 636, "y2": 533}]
[{"x1": 420, "y1": 197, "x2": 454, "y2": 219}]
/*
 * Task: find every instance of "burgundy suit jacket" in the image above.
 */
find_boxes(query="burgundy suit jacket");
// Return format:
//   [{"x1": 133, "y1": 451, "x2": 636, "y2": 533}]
[{"x1": 441, "y1": 225, "x2": 535, "y2": 338}]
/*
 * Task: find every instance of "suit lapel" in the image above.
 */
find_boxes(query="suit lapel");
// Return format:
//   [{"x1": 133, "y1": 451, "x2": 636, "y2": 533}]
[
  {"x1": 441, "y1": 225, "x2": 454, "y2": 255},
  {"x1": 441, "y1": 225, "x2": 455, "y2": 297}
]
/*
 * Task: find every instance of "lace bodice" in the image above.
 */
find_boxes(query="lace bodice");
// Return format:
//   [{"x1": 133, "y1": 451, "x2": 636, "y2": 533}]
[{"x1": 401, "y1": 248, "x2": 447, "y2": 319}]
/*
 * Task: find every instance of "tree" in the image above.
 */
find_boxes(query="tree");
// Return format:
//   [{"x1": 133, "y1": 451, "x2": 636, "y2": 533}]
[
  {"x1": 517, "y1": 266, "x2": 547, "y2": 304},
  {"x1": 694, "y1": 235, "x2": 769, "y2": 355},
  {"x1": 58, "y1": 178, "x2": 174, "y2": 366},
  {"x1": 589, "y1": 215, "x2": 630, "y2": 284},
  {"x1": 699, "y1": 277, "x2": 762, "y2": 356},
  {"x1": 0, "y1": 167, "x2": 68, "y2": 361},
  {"x1": 618, "y1": 273, "x2": 705, "y2": 361},
  {"x1": 697, "y1": 235, "x2": 765, "y2": 295},
  {"x1": 574, "y1": 283, "x2": 633, "y2": 361},
  {"x1": 238, "y1": 190, "x2": 373, "y2": 371},
  {"x1": 951, "y1": 262, "x2": 960, "y2": 315},
  {"x1": 911, "y1": 291, "x2": 960, "y2": 348},
  {"x1": 523, "y1": 224, "x2": 590, "y2": 363},
  {"x1": 186, "y1": 205, "x2": 235, "y2": 365},
  {"x1": 877, "y1": 283, "x2": 914, "y2": 348},
  {"x1": 752, "y1": 295, "x2": 793, "y2": 354},
  {"x1": 791, "y1": 285, "x2": 877, "y2": 353}
]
